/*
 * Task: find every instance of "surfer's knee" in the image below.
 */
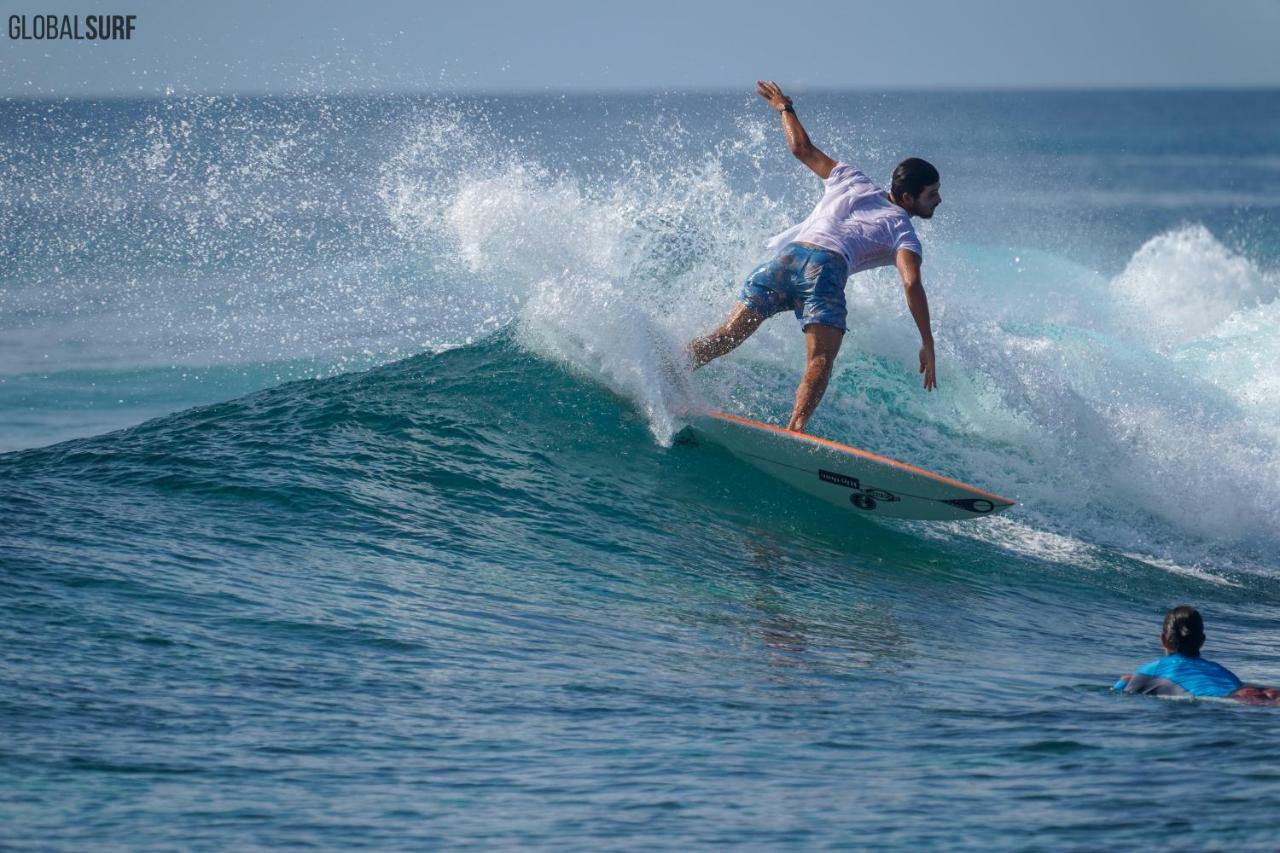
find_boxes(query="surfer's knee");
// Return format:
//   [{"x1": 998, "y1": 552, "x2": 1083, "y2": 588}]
[
  {"x1": 732, "y1": 305, "x2": 766, "y2": 334},
  {"x1": 688, "y1": 316, "x2": 758, "y2": 368},
  {"x1": 715, "y1": 308, "x2": 765, "y2": 346},
  {"x1": 802, "y1": 356, "x2": 836, "y2": 387},
  {"x1": 802, "y1": 323, "x2": 844, "y2": 364}
]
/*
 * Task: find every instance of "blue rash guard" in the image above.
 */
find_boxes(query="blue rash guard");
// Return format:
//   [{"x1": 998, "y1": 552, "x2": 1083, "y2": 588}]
[{"x1": 1115, "y1": 653, "x2": 1242, "y2": 698}]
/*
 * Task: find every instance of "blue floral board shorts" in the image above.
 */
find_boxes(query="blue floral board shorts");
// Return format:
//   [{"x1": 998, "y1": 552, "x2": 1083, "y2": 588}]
[{"x1": 737, "y1": 242, "x2": 850, "y2": 332}]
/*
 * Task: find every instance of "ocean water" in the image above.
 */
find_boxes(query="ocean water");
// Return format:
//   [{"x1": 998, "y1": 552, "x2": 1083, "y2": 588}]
[{"x1": 3, "y1": 90, "x2": 1280, "y2": 848}]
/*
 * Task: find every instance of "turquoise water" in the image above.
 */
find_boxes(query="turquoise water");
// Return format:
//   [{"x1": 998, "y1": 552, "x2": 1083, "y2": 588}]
[{"x1": 3, "y1": 92, "x2": 1280, "y2": 847}]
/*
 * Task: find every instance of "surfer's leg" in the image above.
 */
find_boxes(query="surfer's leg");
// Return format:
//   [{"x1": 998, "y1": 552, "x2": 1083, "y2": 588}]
[
  {"x1": 787, "y1": 324, "x2": 844, "y2": 433},
  {"x1": 786, "y1": 246, "x2": 849, "y2": 432},
  {"x1": 687, "y1": 304, "x2": 766, "y2": 369},
  {"x1": 688, "y1": 253, "x2": 798, "y2": 369},
  {"x1": 1232, "y1": 686, "x2": 1280, "y2": 705}
]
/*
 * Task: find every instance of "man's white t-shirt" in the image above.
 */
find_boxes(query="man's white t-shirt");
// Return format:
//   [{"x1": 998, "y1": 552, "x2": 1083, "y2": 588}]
[{"x1": 766, "y1": 162, "x2": 922, "y2": 274}]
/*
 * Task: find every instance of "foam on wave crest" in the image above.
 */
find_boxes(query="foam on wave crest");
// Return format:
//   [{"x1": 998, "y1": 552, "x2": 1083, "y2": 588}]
[
  {"x1": 7, "y1": 95, "x2": 1278, "y2": 576},
  {"x1": 1113, "y1": 224, "x2": 1278, "y2": 348}
]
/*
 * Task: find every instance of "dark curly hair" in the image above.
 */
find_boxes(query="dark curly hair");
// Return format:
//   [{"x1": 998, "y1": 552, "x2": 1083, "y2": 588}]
[
  {"x1": 1162, "y1": 606, "x2": 1206, "y2": 657},
  {"x1": 890, "y1": 157, "x2": 940, "y2": 202}
]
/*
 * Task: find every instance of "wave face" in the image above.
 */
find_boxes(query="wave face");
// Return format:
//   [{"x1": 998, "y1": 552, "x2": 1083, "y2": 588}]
[{"x1": 4, "y1": 91, "x2": 1280, "y2": 847}]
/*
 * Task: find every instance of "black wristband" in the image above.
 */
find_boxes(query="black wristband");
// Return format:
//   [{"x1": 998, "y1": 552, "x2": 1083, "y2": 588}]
[{"x1": 781, "y1": 105, "x2": 795, "y2": 114}]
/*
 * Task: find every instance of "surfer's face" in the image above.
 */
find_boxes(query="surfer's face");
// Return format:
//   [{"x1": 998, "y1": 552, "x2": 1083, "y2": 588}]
[{"x1": 906, "y1": 182, "x2": 942, "y2": 219}]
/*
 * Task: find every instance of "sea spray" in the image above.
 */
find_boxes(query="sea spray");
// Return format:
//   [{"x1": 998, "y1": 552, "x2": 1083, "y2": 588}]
[
  {"x1": 3, "y1": 93, "x2": 1279, "y2": 577},
  {"x1": 1113, "y1": 224, "x2": 1278, "y2": 347}
]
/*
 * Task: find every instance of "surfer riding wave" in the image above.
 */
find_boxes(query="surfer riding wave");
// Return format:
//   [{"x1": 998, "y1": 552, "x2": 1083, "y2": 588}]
[{"x1": 686, "y1": 81, "x2": 942, "y2": 434}]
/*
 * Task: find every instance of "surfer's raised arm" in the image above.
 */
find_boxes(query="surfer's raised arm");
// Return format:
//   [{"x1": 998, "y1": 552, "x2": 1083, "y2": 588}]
[
  {"x1": 896, "y1": 248, "x2": 937, "y2": 391},
  {"x1": 756, "y1": 81, "x2": 837, "y2": 180}
]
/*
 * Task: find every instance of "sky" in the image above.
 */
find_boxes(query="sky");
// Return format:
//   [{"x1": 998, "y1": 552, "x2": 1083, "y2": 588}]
[{"x1": 2, "y1": 0, "x2": 1279, "y2": 97}]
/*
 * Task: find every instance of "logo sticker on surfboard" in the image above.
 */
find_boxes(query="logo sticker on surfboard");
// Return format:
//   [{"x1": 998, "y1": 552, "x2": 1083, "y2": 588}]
[
  {"x1": 820, "y1": 469, "x2": 900, "y2": 508},
  {"x1": 819, "y1": 469, "x2": 861, "y2": 490},
  {"x1": 941, "y1": 498, "x2": 996, "y2": 514}
]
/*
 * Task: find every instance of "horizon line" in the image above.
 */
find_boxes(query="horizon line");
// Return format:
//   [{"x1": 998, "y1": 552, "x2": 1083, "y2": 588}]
[{"x1": 5, "y1": 83, "x2": 1280, "y2": 102}]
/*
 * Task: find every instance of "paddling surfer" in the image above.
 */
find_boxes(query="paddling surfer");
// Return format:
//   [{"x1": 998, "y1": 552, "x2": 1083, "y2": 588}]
[
  {"x1": 687, "y1": 81, "x2": 941, "y2": 434},
  {"x1": 1115, "y1": 606, "x2": 1280, "y2": 705}
]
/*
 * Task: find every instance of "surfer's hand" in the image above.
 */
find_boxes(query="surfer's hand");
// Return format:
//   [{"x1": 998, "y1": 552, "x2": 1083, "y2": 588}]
[
  {"x1": 756, "y1": 80, "x2": 792, "y2": 112},
  {"x1": 919, "y1": 344, "x2": 937, "y2": 391}
]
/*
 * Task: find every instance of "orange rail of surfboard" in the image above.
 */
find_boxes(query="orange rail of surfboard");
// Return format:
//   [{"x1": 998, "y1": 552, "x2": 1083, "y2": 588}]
[{"x1": 707, "y1": 411, "x2": 1016, "y2": 507}]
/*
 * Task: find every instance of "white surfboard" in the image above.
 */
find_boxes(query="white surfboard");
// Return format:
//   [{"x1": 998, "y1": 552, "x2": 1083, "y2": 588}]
[{"x1": 691, "y1": 411, "x2": 1015, "y2": 522}]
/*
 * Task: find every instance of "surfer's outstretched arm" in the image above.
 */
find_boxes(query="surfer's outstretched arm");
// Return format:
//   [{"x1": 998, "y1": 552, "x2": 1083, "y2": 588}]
[
  {"x1": 756, "y1": 81, "x2": 837, "y2": 180},
  {"x1": 896, "y1": 248, "x2": 937, "y2": 391}
]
